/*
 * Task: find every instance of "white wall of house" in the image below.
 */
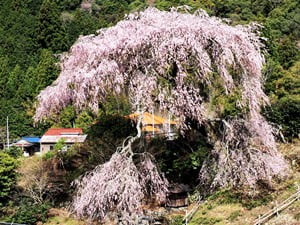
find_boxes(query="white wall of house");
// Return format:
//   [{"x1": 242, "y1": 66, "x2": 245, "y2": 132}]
[{"x1": 40, "y1": 144, "x2": 53, "y2": 152}]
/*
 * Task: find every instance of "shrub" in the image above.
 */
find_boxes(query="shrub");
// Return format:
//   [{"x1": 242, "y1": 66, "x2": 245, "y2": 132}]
[
  {"x1": 0, "y1": 152, "x2": 18, "y2": 207},
  {"x1": 264, "y1": 96, "x2": 300, "y2": 139},
  {"x1": 17, "y1": 156, "x2": 49, "y2": 204},
  {"x1": 3, "y1": 146, "x2": 23, "y2": 159},
  {"x1": 9, "y1": 198, "x2": 51, "y2": 225}
]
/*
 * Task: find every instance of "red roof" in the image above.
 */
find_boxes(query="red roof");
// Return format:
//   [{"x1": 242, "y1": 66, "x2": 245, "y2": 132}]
[{"x1": 44, "y1": 128, "x2": 83, "y2": 136}]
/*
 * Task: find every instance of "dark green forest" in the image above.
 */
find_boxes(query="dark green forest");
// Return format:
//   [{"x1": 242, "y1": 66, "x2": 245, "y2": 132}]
[{"x1": 0, "y1": 0, "x2": 299, "y2": 142}]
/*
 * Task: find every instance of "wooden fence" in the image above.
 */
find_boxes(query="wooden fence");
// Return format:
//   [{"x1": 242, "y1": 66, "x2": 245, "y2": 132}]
[
  {"x1": 182, "y1": 196, "x2": 203, "y2": 225},
  {"x1": 0, "y1": 222, "x2": 27, "y2": 225},
  {"x1": 254, "y1": 186, "x2": 300, "y2": 225}
]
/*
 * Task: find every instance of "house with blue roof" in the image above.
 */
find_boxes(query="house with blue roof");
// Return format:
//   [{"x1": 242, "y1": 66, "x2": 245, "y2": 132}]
[{"x1": 13, "y1": 136, "x2": 41, "y2": 156}]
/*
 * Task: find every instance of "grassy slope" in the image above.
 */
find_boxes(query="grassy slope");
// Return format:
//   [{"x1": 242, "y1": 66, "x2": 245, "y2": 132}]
[{"x1": 189, "y1": 140, "x2": 300, "y2": 225}]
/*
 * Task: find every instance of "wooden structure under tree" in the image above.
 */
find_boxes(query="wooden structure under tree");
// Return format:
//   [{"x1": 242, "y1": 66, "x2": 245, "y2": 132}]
[{"x1": 167, "y1": 183, "x2": 191, "y2": 208}]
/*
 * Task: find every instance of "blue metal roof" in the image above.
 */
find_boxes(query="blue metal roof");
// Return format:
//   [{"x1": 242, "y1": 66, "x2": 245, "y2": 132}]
[{"x1": 21, "y1": 136, "x2": 41, "y2": 143}]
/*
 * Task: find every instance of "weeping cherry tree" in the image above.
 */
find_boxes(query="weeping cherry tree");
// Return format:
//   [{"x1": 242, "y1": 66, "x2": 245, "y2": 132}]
[{"x1": 34, "y1": 7, "x2": 289, "y2": 222}]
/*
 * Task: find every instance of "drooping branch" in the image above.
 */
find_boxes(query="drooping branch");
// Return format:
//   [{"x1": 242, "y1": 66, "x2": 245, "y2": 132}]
[
  {"x1": 199, "y1": 117, "x2": 288, "y2": 192},
  {"x1": 72, "y1": 111, "x2": 168, "y2": 223},
  {"x1": 34, "y1": 7, "x2": 266, "y2": 127},
  {"x1": 72, "y1": 152, "x2": 144, "y2": 221}
]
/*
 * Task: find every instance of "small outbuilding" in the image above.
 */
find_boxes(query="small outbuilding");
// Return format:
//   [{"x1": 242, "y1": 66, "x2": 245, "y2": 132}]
[
  {"x1": 13, "y1": 136, "x2": 41, "y2": 156},
  {"x1": 127, "y1": 112, "x2": 177, "y2": 139},
  {"x1": 167, "y1": 183, "x2": 191, "y2": 208}
]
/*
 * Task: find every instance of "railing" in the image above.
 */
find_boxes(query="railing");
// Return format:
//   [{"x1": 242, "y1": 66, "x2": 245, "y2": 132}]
[
  {"x1": 182, "y1": 196, "x2": 203, "y2": 225},
  {"x1": 0, "y1": 222, "x2": 27, "y2": 225},
  {"x1": 254, "y1": 186, "x2": 300, "y2": 225},
  {"x1": 181, "y1": 185, "x2": 300, "y2": 225}
]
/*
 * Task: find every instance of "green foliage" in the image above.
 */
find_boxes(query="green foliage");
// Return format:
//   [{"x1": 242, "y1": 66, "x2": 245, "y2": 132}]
[
  {"x1": 42, "y1": 150, "x2": 56, "y2": 160},
  {"x1": 101, "y1": 94, "x2": 132, "y2": 116},
  {"x1": 263, "y1": 60, "x2": 300, "y2": 139},
  {"x1": 54, "y1": 139, "x2": 66, "y2": 151},
  {"x1": 227, "y1": 210, "x2": 242, "y2": 221},
  {"x1": 0, "y1": 56, "x2": 10, "y2": 98},
  {"x1": 37, "y1": 0, "x2": 68, "y2": 52},
  {"x1": 208, "y1": 189, "x2": 273, "y2": 210},
  {"x1": 168, "y1": 215, "x2": 184, "y2": 225},
  {"x1": 6, "y1": 65, "x2": 22, "y2": 99},
  {"x1": 9, "y1": 198, "x2": 51, "y2": 225},
  {"x1": 155, "y1": 133, "x2": 211, "y2": 186},
  {"x1": 209, "y1": 72, "x2": 244, "y2": 118},
  {"x1": 93, "y1": 0, "x2": 133, "y2": 26},
  {"x1": 75, "y1": 111, "x2": 94, "y2": 132},
  {"x1": 54, "y1": 0, "x2": 82, "y2": 10},
  {"x1": 264, "y1": 96, "x2": 300, "y2": 139},
  {"x1": 213, "y1": 89, "x2": 243, "y2": 118},
  {"x1": 128, "y1": 0, "x2": 147, "y2": 11},
  {"x1": 48, "y1": 106, "x2": 76, "y2": 128},
  {"x1": 0, "y1": 152, "x2": 18, "y2": 207},
  {"x1": 34, "y1": 49, "x2": 59, "y2": 94},
  {"x1": 3, "y1": 146, "x2": 23, "y2": 159},
  {"x1": 87, "y1": 113, "x2": 135, "y2": 144},
  {"x1": 189, "y1": 216, "x2": 221, "y2": 225},
  {"x1": 63, "y1": 9, "x2": 99, "y2": 45},
  {"x1": 46, "y1": 106, "x2": 96, "y2": 133}
]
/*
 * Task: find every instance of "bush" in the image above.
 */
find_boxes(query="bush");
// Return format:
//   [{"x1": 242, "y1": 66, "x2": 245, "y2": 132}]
[
  {"x1": 3, "y1": 146, "x2": 23, "y2": 159},
  {"x1": 0, "y1": 152, "x2": 18, "y2": 207},
  {"x1": 42, "y1": 150, "x2": 56, "y2": 160},
  {"x1": 17, "y1": 156, "x2": 50, "y2": 204},
  {"x1": 264, "y1": 96, "x2": 300, "y2": 139},
  {"x1": 155, "y1": 133, "x2": 211, "y2": 186},
  {"x1": 263, "y1": 60, "x2": 300, "y2": 140},
  {"x1": 9, "y1": 198, "x2": 51, "y2": 225}
]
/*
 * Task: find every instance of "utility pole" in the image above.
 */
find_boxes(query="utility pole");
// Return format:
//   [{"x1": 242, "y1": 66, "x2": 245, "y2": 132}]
[
  {"x1": 152, "y1": 110, "x2": 155, "y2": 136},
  {"x1": 6, "y1": 116, "x2": 9, "y2": 149},
  {"x1": 168, "y1": 113, "x2": 171, "y2": 139}
]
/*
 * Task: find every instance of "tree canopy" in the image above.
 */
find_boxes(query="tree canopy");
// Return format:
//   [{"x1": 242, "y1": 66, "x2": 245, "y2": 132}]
[{"x1": 34, "y1": 8, "x2": 289, "y2": 221}]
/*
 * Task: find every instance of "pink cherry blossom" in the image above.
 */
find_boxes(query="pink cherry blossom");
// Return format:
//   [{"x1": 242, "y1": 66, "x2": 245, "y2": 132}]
[{"x1": 34, "y1": 7, "x2": 289, "y2": 221}]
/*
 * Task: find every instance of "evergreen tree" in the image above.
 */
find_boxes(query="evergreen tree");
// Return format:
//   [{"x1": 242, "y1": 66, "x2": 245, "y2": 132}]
[
  {"x1": 0, "y1": 152, "x2": 18, "y2": 207},
  {"x1": 0, "y1": 56, "x2": 10, "y2": 98},
  {"x1": 6, "y1": 65, "x2": 23, "y2": 99},
  {"x1": 34, "y1": 49, "x2": 59, "y2": 94},
  {"x1": 37, "y1": 0, "x2": 68, "y2": 52}
]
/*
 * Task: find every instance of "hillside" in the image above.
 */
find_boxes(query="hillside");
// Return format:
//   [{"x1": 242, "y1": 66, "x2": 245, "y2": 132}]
[{"x1": 8, "y1": 140, "x2": 299, "y2": 225}]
